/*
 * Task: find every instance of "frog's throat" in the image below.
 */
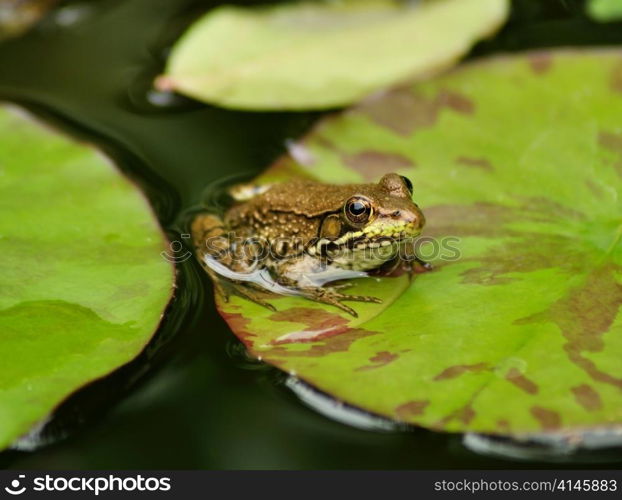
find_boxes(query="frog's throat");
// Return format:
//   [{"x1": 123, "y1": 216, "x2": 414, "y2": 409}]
[{"x1": 307, "y1": 221, "x2": 421, "y2": 256}]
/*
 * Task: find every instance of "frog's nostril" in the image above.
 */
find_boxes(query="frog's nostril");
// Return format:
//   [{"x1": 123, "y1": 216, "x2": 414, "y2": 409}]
[{"x1": 392, "y1": 210, "x2": 401, "y2": 217}]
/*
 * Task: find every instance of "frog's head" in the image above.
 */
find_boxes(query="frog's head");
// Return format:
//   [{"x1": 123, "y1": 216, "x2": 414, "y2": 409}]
[
  {"x1": 344, "y1": 172, "x2": 425, "y2": 240},
  {"x1": 312, "y1": 173, "x2": 425, "y2": 270}
]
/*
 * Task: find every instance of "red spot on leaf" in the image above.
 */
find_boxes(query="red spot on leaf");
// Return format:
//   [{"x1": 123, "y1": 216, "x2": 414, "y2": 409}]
[
  {"x1": 505, "y1": 367, "x2": 539, "y2": 395},
  {"x1": 519, "y1": 265, "x2": 622, "y2": 390},
  {"x1": 436, "y1": 402, "x2": 477, "y2": 428},
  {"x1": 528, "y1": 53, "x2": 553, "y2": 74},
  {"x1": 610, "y1": 61, "x2": 622, "y2": 94},
  {"x1": 342, "y1": 150, "x2": 414, "y2": 181},
  {"x1": 530, "y1": 406, "x2": 561, "y2": 430},
  {"x1": 395, "y1": 400, "x2": 429, "y2": 420},
  {"x1": 359, "y1": 88, "x2": 474, "y2": 137},
  {"x1": 598, "y1": 131, "x2": 622, "y2": 178},
  {"x1": 571, "y1": 384, "x2": 603, "y2": 412},
  {"x1": 219, "y1": 310, "x2": 256, "y2": 348},
  {"x1": 433, "y1": 362, "x2": 488, "y2": 381},
  {"x1": 269, "y1": 307, "x2": 351, "y2": 344},
  {"x1": 438, "y1": 90, "x2": 475, "y2": 115},
  {"x1": 497, "y1": 419, "x2": 511, "y2": 432},
  {"x1": 455, "y1": 156, "x2": 494, "y2": 172},
  {"x1": 250, "y1": 308, "x2": 380, "y2": 358},
  {"x1": 457, "y1": 404, "x2": 476, "y2": 425},
  {"x1": 356, "y1": 351, "x2": 399, "y2": 372}
]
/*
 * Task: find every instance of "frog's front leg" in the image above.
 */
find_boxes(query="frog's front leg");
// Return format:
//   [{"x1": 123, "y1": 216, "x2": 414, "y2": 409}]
[
  {"x1": 403, "y1": 254, "x2": 433, "y2": 274},
  {"x1": 412, "y1": 255, "x2": 433, "y2": 273},
  {"x1": 402, "y1": 239, "x2": 433, "y2": 273},
  {"x1": 192, "y1": 213, "x2": 277, "y2": 311},
  {"x1": 375, "y1": 243, "x2": 433, "y2": 276},
  {"x1": 275, "y1": 256, "x2": 382, "y2": 317}
]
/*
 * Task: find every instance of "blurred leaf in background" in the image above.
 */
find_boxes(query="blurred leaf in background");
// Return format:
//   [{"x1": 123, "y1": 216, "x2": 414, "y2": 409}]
[
  {"x1": 587, "y1": 0, "x2": 622, "y2": 22},
  {"x1": 157, "y1": 0, "x2": 509, "y2": 110}
]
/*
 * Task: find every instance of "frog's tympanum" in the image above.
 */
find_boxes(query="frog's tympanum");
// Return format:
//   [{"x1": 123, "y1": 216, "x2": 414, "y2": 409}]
[{"x1": 191, "y1": 173, "x2": 427, "y2": 316}]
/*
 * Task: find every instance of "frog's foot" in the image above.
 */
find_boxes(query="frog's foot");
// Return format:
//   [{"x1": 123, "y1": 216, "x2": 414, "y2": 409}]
[
  {"x1": 202, "y1": 264, "x2": 277, "y2": 312},
  {"x1": 304, "y1": 286, "x2": 382, "y2": 318},
  {"x1": 217, "y1": 279, "x2": 276, "y2": 312},
  {"x1": 229, "y1": 282, "x2": 277, "y2": 312},
  {"x1": 327, "y1": 282, "x2": 354, "y2": 291},
  {"x1": 411, "y1": 256, "x2": 433, "y2": 274}
]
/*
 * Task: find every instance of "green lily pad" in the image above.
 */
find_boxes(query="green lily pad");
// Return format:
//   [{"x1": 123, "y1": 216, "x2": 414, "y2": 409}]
[
  {"x1": 0, "y1": 106, "x2": 174, "y2": 450},
  {"x1": 215, "y1": 49, "x2": 622, "y2": 438},
  {"x1": 157, "y1": 0, "x2": 509, "y2": 110},
  {"x1": 587, "y1": 0, "x2": 622, "y2": 22}
]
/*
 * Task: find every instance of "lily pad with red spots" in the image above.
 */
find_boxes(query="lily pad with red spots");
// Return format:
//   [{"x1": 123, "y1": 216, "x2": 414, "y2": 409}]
[{"x1": 215, "y1": 50, "x2": 622, "y2": 442}]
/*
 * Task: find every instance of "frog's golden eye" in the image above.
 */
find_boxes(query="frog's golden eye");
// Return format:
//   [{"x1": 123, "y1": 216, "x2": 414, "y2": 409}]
[
  {"x1": 400, "y1": 176, "x2": 414, "y2": 196},
  {"x1": 345, "y1": 196, "x2": 373, "y2": 224}
]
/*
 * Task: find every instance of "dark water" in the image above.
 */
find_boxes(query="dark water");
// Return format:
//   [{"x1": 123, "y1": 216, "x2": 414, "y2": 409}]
[{"x1": 1, "y1": 0, "x2": 621, "y2": 469}]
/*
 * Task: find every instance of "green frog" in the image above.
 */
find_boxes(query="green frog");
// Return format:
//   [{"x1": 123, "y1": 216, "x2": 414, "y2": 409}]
[{"x1": 191, "y1": 173, "x2": 428, "y2": 316}]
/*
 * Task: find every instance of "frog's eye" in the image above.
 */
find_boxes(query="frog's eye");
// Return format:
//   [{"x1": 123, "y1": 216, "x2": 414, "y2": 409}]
[
  {"x1": 345, "y1": 196, "x2": 373, "y2": 224},
  {"x1": 400, "y1": 176, "x2": 414, "y2": 196}
]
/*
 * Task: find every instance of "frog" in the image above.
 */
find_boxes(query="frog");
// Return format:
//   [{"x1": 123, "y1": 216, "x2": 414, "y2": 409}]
[{"x1": 191, "y1": 173, "x2": 428, "y2": 317}]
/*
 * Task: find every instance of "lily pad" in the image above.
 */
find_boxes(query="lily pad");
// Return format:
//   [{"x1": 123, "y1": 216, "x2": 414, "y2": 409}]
[
  {"x1": 215, "y1": 50, "x2": 622, "y2": 438},
  {"x1": 0, "y1": 106, "x2": 174, "y2": 450},
  {"x1": 587, "y1": 0, "x2": 622, "y2": 22},
  {"x1": 157, "y1": 0, "x2": 509, "y2": 110}
]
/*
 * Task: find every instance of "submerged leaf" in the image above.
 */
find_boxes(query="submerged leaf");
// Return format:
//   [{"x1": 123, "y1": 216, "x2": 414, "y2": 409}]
[
  {"x1": 0, "y1": 0, "x2": 58, "y2": 41},
  {"x1": 158, "y1": 0, "x2": 509, "y2": 110},
  {"x1": 0, "y1": 106, "x2": 174, "y2": 450},
  {"x1": 216, "y1": 50, "x2": 622, "y2": 439}
]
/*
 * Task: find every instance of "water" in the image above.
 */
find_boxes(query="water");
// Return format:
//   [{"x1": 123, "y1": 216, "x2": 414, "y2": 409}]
[{"x1": 1, "y1": 0, "x2": 621, "y2": 469}]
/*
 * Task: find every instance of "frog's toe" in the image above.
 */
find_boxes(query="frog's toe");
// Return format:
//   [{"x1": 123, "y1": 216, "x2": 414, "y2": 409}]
[
  {"x1": 234, "y1": 284, "x2": 277, "y2": 312},
  {"x1": 326, "y1": 299, "x2": 359, "y2": 318},
  {"x1": 330, "y1": 282, "x2": 354, "y2": 291},
  {"x1": 343, "y1": 294, "x2": 383, "y2": 304},
  {"x1": 210, "y1": 274, "x2": 277, "y2": 313},
  {"x1": 313, "y1": 288, "x2": 383, "y2": 317}
]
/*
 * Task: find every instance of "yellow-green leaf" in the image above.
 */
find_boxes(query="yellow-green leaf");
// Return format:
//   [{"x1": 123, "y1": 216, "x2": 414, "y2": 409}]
[{"x1": 158, "y1": 0, "x2": 509, "y2": 110}]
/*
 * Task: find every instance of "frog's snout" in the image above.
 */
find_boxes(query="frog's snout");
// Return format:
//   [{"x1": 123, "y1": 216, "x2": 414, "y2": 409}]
[
  {"x1": 413, "y1": 207, "x2": 426, "y2": 231},
  {"x1": 388, "y1": 206, "x2": 425, "y2": 232}
]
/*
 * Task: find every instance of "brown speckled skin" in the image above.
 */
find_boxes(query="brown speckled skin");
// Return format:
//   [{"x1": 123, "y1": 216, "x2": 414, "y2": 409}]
[{"x1": 191, "y1": 173, "x2": 426, "y2": 316}]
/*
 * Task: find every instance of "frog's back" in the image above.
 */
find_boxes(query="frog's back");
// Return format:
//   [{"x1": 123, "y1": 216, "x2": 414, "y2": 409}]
[
  {"x1": 240, "y1": 180, "x2": 353, "y2": 218},
  {"x1": 222, "y1": 180, "x2": 348, "y2": 254}
]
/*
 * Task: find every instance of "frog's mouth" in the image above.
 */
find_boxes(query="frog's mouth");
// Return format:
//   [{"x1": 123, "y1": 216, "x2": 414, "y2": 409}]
[
  {"x1": 348, "y1": 221, "x2": 422, "y2": 248},
  {"x1": 308, "y1": 222, "x2": 421, "y2": 256}
]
